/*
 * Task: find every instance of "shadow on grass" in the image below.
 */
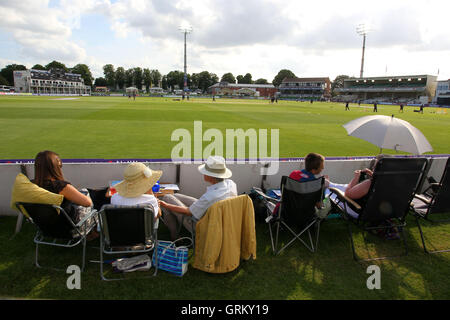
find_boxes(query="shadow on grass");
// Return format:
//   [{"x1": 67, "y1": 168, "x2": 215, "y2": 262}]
[{"x1": 1, "y1": 213, "x2": 449, "y2": 300}]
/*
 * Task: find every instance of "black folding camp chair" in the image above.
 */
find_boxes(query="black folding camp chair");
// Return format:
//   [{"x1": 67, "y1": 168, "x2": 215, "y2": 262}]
[
  {"x1": 329, "y1": 157, "x2": 428, "y2": 261},
  {"x1": 257, "y1": 176, "x2": 325, "y2": 255},
  {"x1": 410, "y1": 157, "x2": 450, "y2": 253},
  {"x1": 251, "y1": 187, "x2": 280, "y2": 253},
  {"x1": 15, "y1": 202, "x2": 98, "y2": 271},
  {"x1": 98, "y1": 204, "x2": 158, "y2": 281}
]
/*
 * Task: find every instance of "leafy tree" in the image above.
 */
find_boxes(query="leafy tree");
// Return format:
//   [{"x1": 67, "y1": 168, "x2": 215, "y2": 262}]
[
  {"x1": 45, "y1": 60, "x2": 68, "y2": 72},
  {"x1": 272, "y1": 69, "x2": 296, "y2": 87},
  {"x1": 103, "y1": 64, "x2": 116, "y2": 89},
  {"x1": 143, "y1": 68, "x2": 151, "y2": 92},
  {"x1": 221, "y1": 72, "x2": 235, "y2": 84},
  {"x1": 31, "y1": 64, "x2": 46, "y2": 70},
  {"x1": 71, "y1": 64, "x2": 93, "y2": 86},
  {"x1": 0, "y1": 64, "x2": 27, "y2": 86},
  {"x1": 150, "y1": 69, "x2": 162, "y2": 87},
  {"x1": 166, "y1": 70, "x2": 185, "y2": 91},
  {"x1": 255, "y1": 78, "x2": 268, "y2": 84},
  {"x1": 190, "y1": 73, "x2": 200, "y2": 89},
  {"x1": 331, "y1": 75, "x2": 350, "y2": 96},
  {"x1": 196, "y1": 71, "x2": 218, "y2": 93},
  {"x1": 236, "y1": 75, "x2": 244, "y2": 84},
  {"x1": 125, "y1": 68, "x2": 134, "y2": 87},
  {"x1": 133, "y1": 67, "x2": 143, "y2": 90},
  {"x1": 0, "y1": 74, "x2": 8, "y2": 85},
  {"x1": 210, "y1": 73, "x2": 219, "y2": 84},
  {"x1": 161, "y1": 75, "x2": 168, "y2": 90},
  {"x1": 94, "y1": 77, "x2": 107, "y2": 86},
  {"x1": 115, "y1": 67, "x2": 126, "y2": 89},
  {"x1": 243, "y1": 73, "x2": 253, "y2": 84}
]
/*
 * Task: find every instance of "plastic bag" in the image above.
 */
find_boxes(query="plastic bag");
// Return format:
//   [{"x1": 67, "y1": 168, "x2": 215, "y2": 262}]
[{"x1": 315, "y1": 195, "x2": 332, "y2": 219}]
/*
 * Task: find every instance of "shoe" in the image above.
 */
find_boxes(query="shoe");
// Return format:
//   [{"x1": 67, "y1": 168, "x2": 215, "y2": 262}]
[{"x1": 384, "y1": 231, "x2": 401, "y2": 240}]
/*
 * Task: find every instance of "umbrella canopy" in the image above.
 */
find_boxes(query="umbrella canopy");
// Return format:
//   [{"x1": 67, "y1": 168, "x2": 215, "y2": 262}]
[{"x1": 343, "y1": 115, "x2": 433, "y2": 155}]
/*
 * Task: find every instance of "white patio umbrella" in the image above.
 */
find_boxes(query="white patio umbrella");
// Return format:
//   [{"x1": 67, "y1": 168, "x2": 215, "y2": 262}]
[{"x1": 343, "y1": 115, "x2": 433, "y2": 155}]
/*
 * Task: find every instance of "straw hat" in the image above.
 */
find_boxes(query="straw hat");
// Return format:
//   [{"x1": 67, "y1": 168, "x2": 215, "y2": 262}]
[
  {"x1": 197, "y1": 156, "x2": 232, "y2": 179},
  {"x1": 114, "y1": 162, "x2": 162, "y2": 198}
]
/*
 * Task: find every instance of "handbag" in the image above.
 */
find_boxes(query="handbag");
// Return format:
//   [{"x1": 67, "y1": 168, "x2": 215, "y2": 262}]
[{"x1": 152, "y1": 237, "x2": 192, "y2": 276}]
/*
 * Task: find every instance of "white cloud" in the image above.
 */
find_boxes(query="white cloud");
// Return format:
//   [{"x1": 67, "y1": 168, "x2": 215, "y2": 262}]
[
  {"x1": 0, "y1": 0, "x2": 449, "y2": 80},
  {"x1": 0, "y1": 0, "x2": 89, "y2": 64}
]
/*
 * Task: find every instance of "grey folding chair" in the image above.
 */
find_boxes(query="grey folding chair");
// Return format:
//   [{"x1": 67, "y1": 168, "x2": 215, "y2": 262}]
[{"x1": 98, "y1": 204, "x2": 158, "y2": 281}]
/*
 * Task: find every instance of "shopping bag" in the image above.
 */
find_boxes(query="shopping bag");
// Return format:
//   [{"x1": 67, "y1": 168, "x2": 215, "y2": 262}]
[
  {"x1": 152, "y1": 237, "x2": 192, "y2": 276},
  {"x1": 315, "y1": 195, "x2": 332, "y2": 219}
]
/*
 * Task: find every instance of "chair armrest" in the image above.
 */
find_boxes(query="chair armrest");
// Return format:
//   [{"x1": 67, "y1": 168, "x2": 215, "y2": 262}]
[
  {"x1": 430, "y1": 183, "x2": 441, "y2": 192},
  {"x1": 252, "y1": 187, "x2": 280, "y2": 203},
  {"x1": 414, "y1": 194, "x2": 431, "y2": 205},
  {"x1": 75, "y1": 208, "x2": 98, "y2": 228},
  {"x1": 328, "y1": 187, "x2": 361, "y2": 211}
]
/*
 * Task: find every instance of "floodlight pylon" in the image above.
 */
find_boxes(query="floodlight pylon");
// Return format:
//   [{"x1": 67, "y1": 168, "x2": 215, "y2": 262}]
[
  {"x1": 357, "y1": 24, "x2": 370, "y2": 78},
  {"x1": 179, "y1": 25, "x2": 193, "y2": 92}
]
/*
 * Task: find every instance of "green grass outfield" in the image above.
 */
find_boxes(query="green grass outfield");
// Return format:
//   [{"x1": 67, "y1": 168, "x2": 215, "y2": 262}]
[
  {"x1": 1, "y1": 96, "x2": 450, "y2": 301},
  {"x1": 0, "y1": 95, "x2": 449, "y2": 159}
]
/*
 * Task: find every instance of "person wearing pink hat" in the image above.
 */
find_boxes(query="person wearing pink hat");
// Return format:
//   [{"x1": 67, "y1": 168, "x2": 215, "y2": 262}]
[{"x1": 159, "y1": 155, "x2": 237, "y2": 240}]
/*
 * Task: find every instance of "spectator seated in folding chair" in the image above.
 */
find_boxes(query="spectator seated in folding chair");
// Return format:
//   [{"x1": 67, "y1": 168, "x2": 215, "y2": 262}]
[
  {"x1": 329, "y1": 157, "x2": 428, "y2": 261},
  {"x1": 110, "y1": 162, "x2": 163, "y2": 227},
  {"x1": 159, "y1": 156, "x2": 237, "y2": 243},
  {"x1": 11, "y1": 173, "x2": 98, "y2": 271},
  {"x1": 410, "y1": 157, "x2": 450, "y2": 253},
  {"x1": 255, "y1": 175, "x2": 326, "y2": 255},
  {"x1": 252, "y1": 153, "x2": 330, "y2": 254},
  {"x1": 98, "y1": 204, "x2": 158, "y2": 281},
  {"x1": 192, "y1": 194, "x2": 257, "y2": 273}
]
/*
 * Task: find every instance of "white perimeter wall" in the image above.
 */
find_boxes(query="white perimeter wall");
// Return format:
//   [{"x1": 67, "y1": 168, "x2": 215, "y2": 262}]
[{"x1": 0, "y1": 157, "x2": 447, "y2": 216}]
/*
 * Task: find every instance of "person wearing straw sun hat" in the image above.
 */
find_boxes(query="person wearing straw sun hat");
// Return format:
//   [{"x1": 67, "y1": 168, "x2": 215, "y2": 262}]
[
  {"x1": 111, "y1": 162, "x2": 163, "y2": 221},
  {"x1": 159, "y1": 155, "x2": 237, "y2": 240}
]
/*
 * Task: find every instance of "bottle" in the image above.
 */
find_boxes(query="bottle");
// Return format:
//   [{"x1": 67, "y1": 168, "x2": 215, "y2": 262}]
[{"x1": 152, "y1": 181, "x2": 160, "y2": 193}]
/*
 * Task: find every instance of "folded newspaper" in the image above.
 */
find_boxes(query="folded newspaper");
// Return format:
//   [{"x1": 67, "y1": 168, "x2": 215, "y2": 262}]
[{"x1": 112, "y1": 254, "x2": 152, "y2": 273}]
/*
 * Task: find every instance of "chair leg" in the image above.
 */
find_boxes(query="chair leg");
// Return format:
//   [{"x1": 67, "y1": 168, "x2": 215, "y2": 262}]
[
  {"x1": 347, "y1": 221, "x2": 359, "y2": 261},
  {"x1": 307, "y1": 229, "x2": 314, "y2": 252},
  {"x1": 153, "y1": 238, "x2": 158, "y2": 277},
  {"x1": 276, "y1": 221, "x2": 316, "y2": 254},
  {"x1": 99, "y1": 236, "x2": 115, "y2": 281},
  {"x1": 274, "y1": 221, "x2": 281, "y2": 255},
  {"x1": 15, "y1": 213, "x2": 24, "y2": 234},
  {"x1": 314, "y1": 220, "x2": 321, "y2": 252},
  {"x1": 415, "y1": 215, "x2": 450, "y2": 254},
  {"x1": 415, "y1": 215, "x2": 429, "y2": 253},
  {"x1": 399, "y1": 226, "x2": 408, "y2": 257},
  {"x1": 81, "y1": 237, "x2": 86, "y2": 272},
  {"x1": 35, "y1": 243, "x2": 42, "y2": 268}
]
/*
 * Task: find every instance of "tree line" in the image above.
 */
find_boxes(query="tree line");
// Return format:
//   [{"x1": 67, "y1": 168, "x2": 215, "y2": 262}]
[{"x1": 0, "y1": 61, "x2": 349, "y2": 93}]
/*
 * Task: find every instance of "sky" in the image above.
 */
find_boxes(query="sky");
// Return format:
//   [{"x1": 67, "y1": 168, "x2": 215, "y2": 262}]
[{"x1": 0, "y1": 0, "x2": 449, "y2": 82}]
